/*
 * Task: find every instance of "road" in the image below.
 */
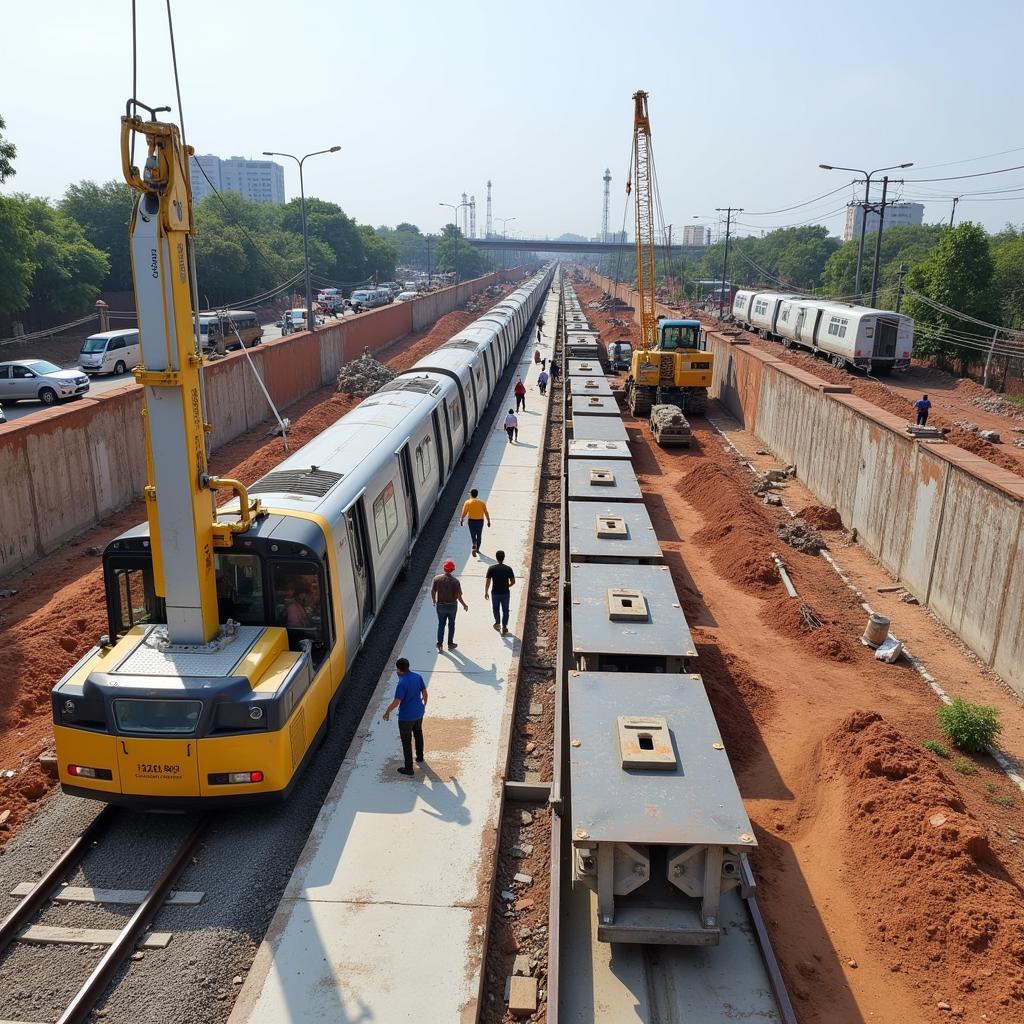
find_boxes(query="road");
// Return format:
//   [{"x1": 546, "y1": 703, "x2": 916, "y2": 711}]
[{"x1": 1, "y1": 321, "x2": 290, "y2": 424}]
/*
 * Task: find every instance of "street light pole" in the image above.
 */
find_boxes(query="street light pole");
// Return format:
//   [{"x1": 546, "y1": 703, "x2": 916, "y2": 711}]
[
  {"x1": 715, "y1": 206, "x2": 743, "y2": 318},
  {"x1": 496, "y1": 217, "x2": 516, "y2": 272},
  {"x1": 819, "y1": 160, "x2": 913, "y2": 300},
  {"x1": 950, "y1": 196, "x2": 960, "y2": 228},
  {"x1": 263, "y1": 146, "x2": 341, "y2": 331}
]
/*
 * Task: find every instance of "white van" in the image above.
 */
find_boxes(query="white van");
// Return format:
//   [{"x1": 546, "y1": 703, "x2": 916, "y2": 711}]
[
  {"x1": 79, "y1": 329, "x2": 141, "y2": 376},
  {"x1": 349, "y1": 290, "x2": 375, "y2": 312}
]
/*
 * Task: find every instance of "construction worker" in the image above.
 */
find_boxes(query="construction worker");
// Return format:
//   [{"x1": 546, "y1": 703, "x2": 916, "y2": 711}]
[{"x1": 915, "y1": 394, "x2": 931, "y2": 426}]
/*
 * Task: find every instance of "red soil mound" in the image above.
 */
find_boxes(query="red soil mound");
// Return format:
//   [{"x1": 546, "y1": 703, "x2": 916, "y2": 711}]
[
  {"x1": 825, "y1": 710, "x2": 1024, "y2": 1013},
  {"x1": 761, "y1": 596, "x2": 858, "y2": 663},
  {"x1": 797, "y1": 504, "x2": 844, "y2": 530},
  {"x1": 681, "y1": 462, "x2": 779, "y2": 589}
]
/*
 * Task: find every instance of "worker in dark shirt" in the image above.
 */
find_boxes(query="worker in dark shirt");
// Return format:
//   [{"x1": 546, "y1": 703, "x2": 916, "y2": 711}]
[
  {"x1": 484, "y1": 549, "x2": 516, "y2": 636},
  {"x1": 431, "y1": 559, "x2": 468, "y2": 652},
  {"x1": 915, "y1": 394, "x2": 931, "y2": 426},
  {"x1": 383, "y1": 657, "x2": 427, "y2": 776}
]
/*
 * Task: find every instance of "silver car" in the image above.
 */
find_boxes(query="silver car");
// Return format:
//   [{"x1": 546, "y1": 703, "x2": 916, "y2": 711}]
[{"x1": 0, "y1": 359, "x2": 91, "y2": 406}]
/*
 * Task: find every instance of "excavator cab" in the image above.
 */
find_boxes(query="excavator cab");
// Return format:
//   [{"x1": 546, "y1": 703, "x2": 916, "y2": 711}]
[
  {"x1": 627, "y1": 319, "x2": 712, "y2": 417},
  {"x1": 657, "y1": 320, "x2": 705, "y2": 353}
]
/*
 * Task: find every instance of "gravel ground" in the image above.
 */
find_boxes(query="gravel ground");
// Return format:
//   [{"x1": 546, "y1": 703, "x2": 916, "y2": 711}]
[{"x1": 0, "y1": 288, "x2": 548, "y2": 1024}]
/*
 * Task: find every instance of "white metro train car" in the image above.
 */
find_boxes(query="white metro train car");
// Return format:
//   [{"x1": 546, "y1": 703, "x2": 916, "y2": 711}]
[{"x1": 732, "y1": 289, "x2": 913, "y2": 373}]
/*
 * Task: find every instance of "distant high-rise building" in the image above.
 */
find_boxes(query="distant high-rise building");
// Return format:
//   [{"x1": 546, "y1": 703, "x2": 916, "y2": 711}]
[
  {"x1": 843, "y1": 201, "x2": 924, "y2": 241},
  {"x1": 189, "y1": 154, "x2": 286, "y2": 205},
  {"x1": 681, "y1": 224, "x2": 709, "y2": 247}
]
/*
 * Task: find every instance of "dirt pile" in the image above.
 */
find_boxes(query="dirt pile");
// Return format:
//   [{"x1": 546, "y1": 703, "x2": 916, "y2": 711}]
[
  {"x1": 761, "y1": 597, "x2": 857, "y2": 662},
  {"x1": 826, "y1": 710, "x2": 1024, "y2": 1014},
  {"x1": 797, "y1": 504, "x2": 844, "y2": 530},
  {"x1": 776, "y1": 517, "x2": 826, "y2": 554},
  {"x1": 681, "y1": 462, "x2": 779, "y2": 589},
  {"x1": 336, "y1": 351, "x2": 397, "y2": 397}
]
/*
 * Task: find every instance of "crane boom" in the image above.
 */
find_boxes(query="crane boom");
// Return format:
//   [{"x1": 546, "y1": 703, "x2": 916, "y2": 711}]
[
  {"x1": 120, "y1": 107, "x2": 255, "y2": 644},
  {"x1": 631, "y1": 90, "x2": 658, "y2": 350}
]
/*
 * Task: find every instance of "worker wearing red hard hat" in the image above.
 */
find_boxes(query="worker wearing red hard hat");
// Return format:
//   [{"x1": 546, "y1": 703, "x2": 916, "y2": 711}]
[{"x1": 430, "y1": 559, "x2": 468, "y2": 652}]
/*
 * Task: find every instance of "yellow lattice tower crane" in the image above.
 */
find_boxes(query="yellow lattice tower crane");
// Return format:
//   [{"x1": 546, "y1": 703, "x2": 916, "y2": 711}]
[{"x1": 625, "y1": 90, "x2": 713, "y2": 418}]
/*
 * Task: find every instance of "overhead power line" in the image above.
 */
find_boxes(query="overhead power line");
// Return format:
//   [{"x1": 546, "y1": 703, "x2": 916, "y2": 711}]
[
  {"x1": 743, "y1": 182, "x2": 855, "y2": 217},
  {"x1": 902, "y1": 162, "x2": 1024, "y2": 183}
]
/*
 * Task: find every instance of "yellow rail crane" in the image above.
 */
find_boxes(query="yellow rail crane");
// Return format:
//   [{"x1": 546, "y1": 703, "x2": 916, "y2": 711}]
[{"x1": 624, "y1": 90, "x2": 713, "y2": 418}]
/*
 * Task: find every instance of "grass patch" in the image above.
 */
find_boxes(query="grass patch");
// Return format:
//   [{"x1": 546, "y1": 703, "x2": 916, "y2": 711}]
[
  {"x1": 995, "y1": 794, "x2": 1016, "y2": 808},
  {"x1": 952, "y1": 757, "x2": 979, "y2": 775},
  {"x1": 923, "y1": 738, "x2": 950, "y2": 758},
  {"x1": 937, "y1": 699, "x2": 1002, "y2": 754},
  {"x1": 986, "y1": 781, "x2": 997, "y2": 793},
  {"x1": 1004, "y1": 394, "x2": 1024, "y2": 408}
]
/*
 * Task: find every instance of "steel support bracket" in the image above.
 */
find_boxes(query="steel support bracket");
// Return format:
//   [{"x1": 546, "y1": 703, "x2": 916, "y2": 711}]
[{"x1": 134, "y1": 369, "x2": 183, "y2": 387}]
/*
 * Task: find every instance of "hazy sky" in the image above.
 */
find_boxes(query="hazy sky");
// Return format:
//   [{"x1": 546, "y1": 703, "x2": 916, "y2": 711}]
[{"x1": 3, "y1": 0, "x2": 1023, "y2": 242}]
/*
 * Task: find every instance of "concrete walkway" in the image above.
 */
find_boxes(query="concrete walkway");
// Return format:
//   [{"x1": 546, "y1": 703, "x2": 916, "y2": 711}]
[{"x1": 230, "y1": 288, "x2": 559, "y2": 1024}]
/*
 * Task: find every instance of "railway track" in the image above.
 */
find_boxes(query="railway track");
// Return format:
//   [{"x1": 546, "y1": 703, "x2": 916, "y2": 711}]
[{"x1": 0, "y1": 808, "x2": 207, "y2": 1024}]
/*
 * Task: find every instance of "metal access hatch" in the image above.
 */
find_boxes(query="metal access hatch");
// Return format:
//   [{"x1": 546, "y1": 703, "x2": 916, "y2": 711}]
[
  {"x1": 569, "y1": 377, "x2": 613, "y2": 397},
  {"x1": 567, "y1": 439, "x2": 632, "y2": 460},
  {"x1": 569, "y1": 562, "x2": 695, "y2": 671},
  {"x1": 571, "y1": 395, "x2": 619, "y2": 416},
  {"x1": 567, "y1": 459, "x2": 643, "y2": 502},
  {"x1": 568, "y1": 359, "x2": 604, "y2": 377},
  {"x1": 568, "y1": 500, "x2": 662, "y2": 563},
  {"x1": 571, "y1": 415, "x2": 629, "y2": 443},
  {"x1": 568, "y1": 671, "x2": 755, "y2": 945}
]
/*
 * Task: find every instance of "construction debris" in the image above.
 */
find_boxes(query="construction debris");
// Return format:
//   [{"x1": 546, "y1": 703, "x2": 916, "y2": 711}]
[
  {"x1": 336, "y1": 350, "x2": 397, "y2": 398},
  {"x1": 799, "y1": 603, "x2": 823, "y2": 630},
  {"x1": 650, "y1": 404, "x2": 692, "y2": 447},
  {"x1": 776, "y1": 517, "x2": 826, "y2": 554},
  {"x1": 980, "y1": 430, "x2": 1001, "y2": 443}
]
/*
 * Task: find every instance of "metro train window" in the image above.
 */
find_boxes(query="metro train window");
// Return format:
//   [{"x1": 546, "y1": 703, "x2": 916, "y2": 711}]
[
  {"x1": 372, "y1": 481, "x2": 400, "y2": 552},
  {"x1": 215, "y1": 552, "x2": 264, "y2": 625},
  {"x1": 271, "y1": 562, "x2": 327, "y2": 659},
  {"x1": 415, "y1": 438, "x2": 432, "y2": 483},
  {"x1": 754, "y1": 300, "x2": 769, "y2": 315},
  {"x1": 449, "y1": 399, "x2": 462, "y2": 430}
]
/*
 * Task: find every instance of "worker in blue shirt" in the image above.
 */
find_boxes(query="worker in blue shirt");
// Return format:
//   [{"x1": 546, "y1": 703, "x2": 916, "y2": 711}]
[
  {"x1": 383, "y1": 657, "x2": 428, "y2": 776},
  {"x1": 915, "y1": 394, "x2": 931, "y2": 426}
]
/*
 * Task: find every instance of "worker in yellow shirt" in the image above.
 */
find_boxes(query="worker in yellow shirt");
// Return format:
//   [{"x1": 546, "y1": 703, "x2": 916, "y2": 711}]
[{"x1": 460, "y1": 488, "x2": 491, "y2": 556}]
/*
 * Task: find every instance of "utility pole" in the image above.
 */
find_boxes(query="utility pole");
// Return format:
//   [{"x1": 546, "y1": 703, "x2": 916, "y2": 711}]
[
  {"x1": 601, "y1": 168, "x2": 611, "y2": 243},
  {"x1": 983, "y1": 328, "x2": 1001, "y2": 390},
  {"x1": 715, "y1": 206, "x2": 743, "y2": 318},
  {"x1": 894, "y1": 262, "x2": 907, "y2": 313},
  {"x1": 950, "y1": 196, "x2": 960, "y2": 228},
  {"x1": 425, "y1": 234, "x2": 433, "y2": 284},
  {"x1": 486, "y1": 181, "x2": 492, "y2": 237},
  {"x1": 868, "y1": 175, "x2": 890, "y2": 308},
  {"x1": 470, "y1": 196, "x2": 476, "y2": 239},
  {"x1": 665, "y1": 224, "x2": 673, "y2": 290}
]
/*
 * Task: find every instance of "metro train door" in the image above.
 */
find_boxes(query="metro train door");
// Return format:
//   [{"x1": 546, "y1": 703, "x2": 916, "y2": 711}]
[
  {"x1": 431, "y1": 409, "x2": 446, "y2": 489},
  {"x1": 344, "y1": 503, "x2": 374, "y2": 633},
  {"x1": 396, "y1": 446, "x2": 419, "y2": 540}
]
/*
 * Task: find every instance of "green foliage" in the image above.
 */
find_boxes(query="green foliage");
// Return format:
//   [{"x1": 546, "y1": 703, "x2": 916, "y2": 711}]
[
  {"x1": 951, "y1": 757, "x2": 979, "y2": 775},
  {"x1": 903, "y1": 223, "x2": 997, "y2": 369},
  {"x1": 376, "y1": 223, "x2": 432, "y2": 270},
  {"x1": 282, "y1": 197, "x2": 366, "y2": 285},
  {"x1": 0, "y1": 195, "x2": 33, "y2": 315},
  {"x1": 995, "y1": 794, "x2": 1015, "y2": 808},
  {"x1": 59, "y1": 180, "x2": 134, "y2": 292},
  {"x1": 698, "y1": 226, "x2": 840, "y2": 291},
  {"x1": 14, "y1": 195, "x2": 109, "y2": 326},
  {"x1": 922, "y1": 738, "x2": 949, "y2": 758},
  {"x1": 435, "y1": 224, "x2": 493, "y2": 280},
  {"x1": 359, "y1": 224, "x2": 398, "y2": 281},
  {"x1": 0, "y1": 113, "x2": 16, "y2": 183},
  {"x1": 990, "y1": 227, "x2": 1024, "y2": 329},
  {"x1": 937, "y1": 698, "x2": 1002, "y2": 755}
]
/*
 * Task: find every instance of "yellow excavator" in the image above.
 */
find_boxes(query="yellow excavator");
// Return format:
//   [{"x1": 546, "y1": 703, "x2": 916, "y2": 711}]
[{"x1": 624, "y1": 90, "x2": 713, "y2": 417}]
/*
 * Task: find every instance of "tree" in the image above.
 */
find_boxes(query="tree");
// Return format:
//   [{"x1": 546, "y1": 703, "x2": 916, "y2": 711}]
[
  {"x1": 991, "y1": 227, "x2": 1024, "y2": 329},
  {"x1": 14, "y1": 195, "x2": 110, "y2": 328},
  {"x1": 59, "y1": 180, "x2": 134, "y2": 292},
  {"x1": 282, "y1": 197, "x2": 366, "y2": 285},
  {"x1": 821, "y1": 224, "x2": 945, "y2": 300},
  {"x1": 0, "y1": 196, "x2": 33, "y2": 317},
  {"x1": 903, "y1": 222, "x2": 996, "y2": 369},
  {"x1": 0, "y1": 114, "x2": 16, "y2": 183},
  {"x1": 359, "y1": 225, "x2": 398, "y2": 281},
  {"x1": 434, "y1": 224, "x2": 492, "y2": 280}
]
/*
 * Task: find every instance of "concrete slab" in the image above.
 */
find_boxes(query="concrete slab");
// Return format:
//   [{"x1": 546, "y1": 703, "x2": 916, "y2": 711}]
[{"x1": 231, "y1": 283, "x2": 558, "y2": 1024}]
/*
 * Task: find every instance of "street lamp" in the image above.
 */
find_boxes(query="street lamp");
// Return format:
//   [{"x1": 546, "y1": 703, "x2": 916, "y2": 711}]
[
  {"x1": 496, "y1": 217, "x2": 516, "y2": 270},
  {"x1": 439, "y1": 200, "x2": 469, "y2": 233},
  {"x1": 819, "y1": 161, "x2": 913, "y2": 300},
  {"x1": 263, "y1": 145, "x2": 341, "y2": 331}
]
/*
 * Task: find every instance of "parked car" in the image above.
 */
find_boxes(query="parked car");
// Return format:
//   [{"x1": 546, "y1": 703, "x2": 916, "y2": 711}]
[
  {"x1": 281, "y1": 308, "x2": 324, "y2": 332},
  {"x1": 396, "y1": 291, "x2": 418, "y2": 302},
  {"x1": 0, "y1": 402, "x2": 6, "y2": 424},
  {"x1": 79, "y1": 328, "x2": 141, "y2": 376},
  {"x1": 0, "y1": 359, "x2": 90, "y2": 405}
]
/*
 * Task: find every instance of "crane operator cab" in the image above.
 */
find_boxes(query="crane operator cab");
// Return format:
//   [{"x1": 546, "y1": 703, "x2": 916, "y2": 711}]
[{"x1": 627, "y1": 318, "x2": 713, "y2": 416}]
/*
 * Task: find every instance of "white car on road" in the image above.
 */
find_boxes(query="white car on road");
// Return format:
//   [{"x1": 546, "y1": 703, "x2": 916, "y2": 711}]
[{"x1": 0, "y1": 359, "x2": 91, "y2": 406}]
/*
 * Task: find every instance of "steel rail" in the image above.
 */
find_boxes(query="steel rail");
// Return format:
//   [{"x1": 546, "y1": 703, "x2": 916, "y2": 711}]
[
  {"x1": 0, "y1": 807, "x2": 117, "y2": 956},
  {"x1": 56, "y1": 815, "x2": 209, "y2": 1024}
]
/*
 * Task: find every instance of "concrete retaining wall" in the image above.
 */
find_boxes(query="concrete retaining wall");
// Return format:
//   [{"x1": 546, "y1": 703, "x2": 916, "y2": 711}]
[
  {"x1": 583, "y1": 269, "x2": 1024, "y2": 693},
  {"x1": 0, "y1": 269, "x2": 526, "y2": 578}
]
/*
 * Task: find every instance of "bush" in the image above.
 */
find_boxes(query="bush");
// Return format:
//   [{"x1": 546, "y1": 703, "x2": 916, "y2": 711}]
[
  {"x1": 922, "y1": 738, "x2": 949, "y2": 758},
  {"x1": 937, "y1": 699, "x2": 1002, "y2": 755},
  {"x1": 995, "y1": 794, "x2": 1015, "y2": 809}
]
